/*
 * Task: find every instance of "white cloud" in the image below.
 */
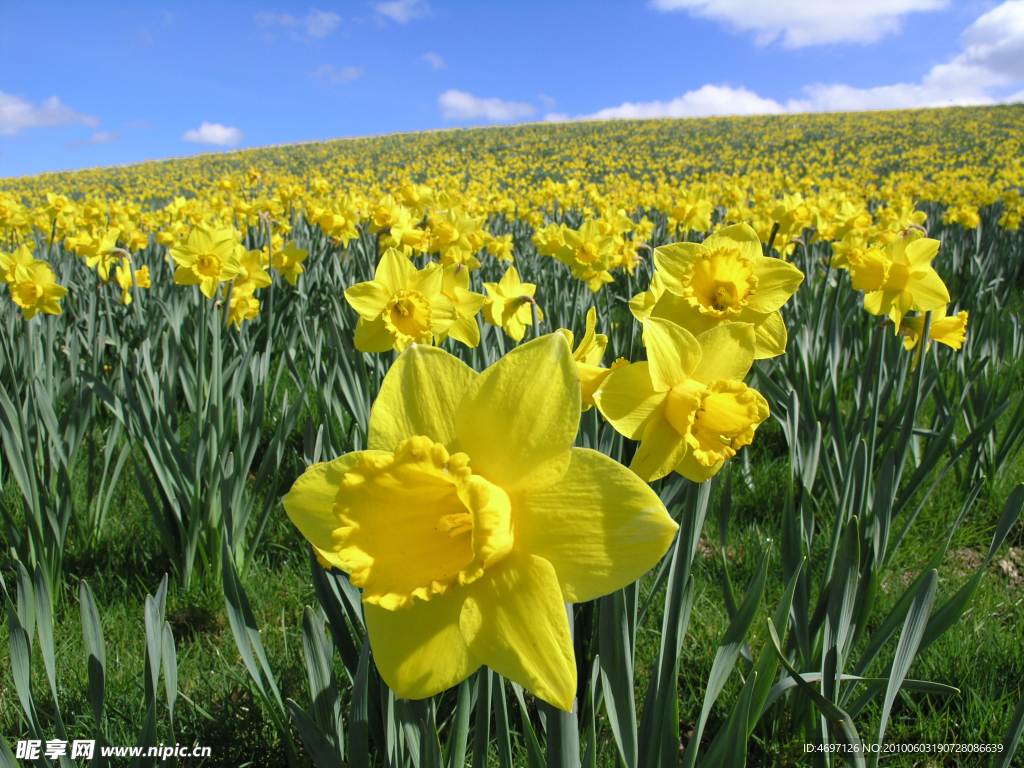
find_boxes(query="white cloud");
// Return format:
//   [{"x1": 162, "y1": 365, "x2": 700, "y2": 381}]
[
  {"x1": 579, "y1": 1, "x2": 1024, "y2": 120},
  {"x1": 438, "y1": 90, "x2": 536, "y2": 122},
  {"x1": 182, "y1": 122, "x2": 244, "y2": 146},
  {"x1": 538, "y1": 94, "x2": 557, "y2": 109},
  {"x1": 579, "y1": 85, "x2": 785, "y2": 120},
  {"x1": 255, "y1": 8, "x2": 340, "y2": 39},
  {"x1": 67, "y1": 130, "x2": 122, "y2": 149},
  {"x1": 375, "y1": 0, "x2": 429, "y2": 24},
  {"x1": 421, "y1": 51, "x2": 446, "y2": 70},
  {"x1": 311, "y1": 64, "x2": 365, "y2": 83},
  {"x1": 0, "y1": 91, "x2": 100, "y2": 136},
  {"x1": 649, "y1": 0, "x2": 948, "y2": 47}
]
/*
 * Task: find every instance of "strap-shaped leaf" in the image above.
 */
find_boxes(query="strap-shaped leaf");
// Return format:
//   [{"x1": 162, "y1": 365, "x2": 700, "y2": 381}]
[{"x1": 79, "y1": 580, "x2": 106, "y2": 733}]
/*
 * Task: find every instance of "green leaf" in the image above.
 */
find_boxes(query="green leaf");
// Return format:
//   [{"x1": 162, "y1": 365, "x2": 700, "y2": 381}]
[
  {"x1": 871, "y1": 570, "x2": 938, "y2": 767},
  {"x1": 599, "y1": 589, "x2": 637, "y2": 768},
  {"x1": 682, "y1": 549, "x2": 768, "y2": 768},
  {"x1": 79, "y1": 580, "x2": 106, "y2": 733},
  {"x1": 992, "y1": 688, "x2": 1024, "y2": 768},
  {"x1": 720, "y1": 671, "x2": 755, "y2": 768},
  {"x1": 447, "y1": 678, "x2": 474, "y2": 768},
  {"x1": 287, "y1": 699, "x2": 347, "y2": 768}
]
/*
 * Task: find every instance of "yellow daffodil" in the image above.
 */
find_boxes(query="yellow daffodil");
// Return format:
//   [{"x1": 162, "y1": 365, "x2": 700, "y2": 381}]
[
  {"x1": 531, "y1": 223, "x2": 565, "y2": 257},
  {"x1": 557, "y1": 307, "x2": 629, "y2": 409},
  {"x1": 437, "y1": 264, "x2": 486, "y2": 348},
  {"x1": 273, "y1": 241, "x2": 309, "y2": 286},
  {"x1": 486, "y1": 233, "x2": 515, "y2": 263},
  {"x1": 632, "y1": 223, "x2": 804, "y2": 359},
  {"x1": 282, "y1": 337, "x2": 677, "y2": 710},
  {"x1": 345, "y1": 248, "x2": 457, "y2": 352},
  {"x1": 80, "y1": 228, "x2": 121, "y2": 282},
  {"x1": 900, "y1": 305, "x2": 968, "y2": 356},
  {"x1": 0, "y1": 244, "x2": 46, "y2": 284},
  {"x1": 595, "y1": 318, "x2": 769, "y2": 483},
  {"x1": 171, "y1": 224, "x2": 240, "y2": 298},
  {"x1": 114, "y1": 259, "x2": 150, "y2": 305},
  {"x1": 8, "y1": 261, "x2": 68, "y2": 320},
  {"x1": 848, "y1": 230, "x2": 950, "y2": 330},
  {"x1": 482, "y1": 266, "x2": 544, "y2": 342},
  {"x1": 233, "y1": 246, "x2": 273, "y2": 293},
  {"x1": 227, "y1": 282, "x2": 260, "y2": 329},
  {"x1": 556, "y1": 221, "x2": 615, "y2": 278}
]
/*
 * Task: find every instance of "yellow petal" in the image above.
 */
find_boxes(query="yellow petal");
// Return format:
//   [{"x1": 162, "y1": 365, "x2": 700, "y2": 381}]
[
  {"x1": 929, "y1": 310, "x2": 968, "y2": 350},
  {"x1": 516, "y1": 448, "x2": 678, "y2": 603},
  {"x1": 650, "y1": 291, "x2": 722, "y2": 336},
  {"x1": 652, "y1": 242, "x2": 701, "y2": 292},
  {"x1": 430, "y1": 295, "x2": 459, "y2": 335},
  {"x1": 369, "y1": 345, "x2": 478, "y2": 452},
  {"x1": 643, "y1": 317, "x2": 701, "y2": 391},
  {"x1": 862, "y1": 289, "x2": 891, "y2": 317},
  {"x1": 408, "y1": 262, "x2": 444, "y2": 297},
  {"x1": 365, "y1": 595, "x2": 481, "y2": 700},
  {"x1": 282, "y1": 452, "x2": 387, "y2": 567},
  {"x1": 745, "y1": 257, "x2": 804, "y2": 313},
  {"x1": 904, "y1": 237, "x2": 939, "y2": 269},
  {"x1": 700, "y1": 223, "x2": 762, "y2": 263},
  {"x1": 629, "y1": 289, "x2": 657, "y2": 321},
  {"x1": 629, "y1": 412, "x2": 687, "y2": 482},
  {"x1": 750, "y1": 309, "x2": 788, "y2": 359},
  {"x1": 448, "y1": 316, "x2": 481, "y2": 347},
  {"x1": 593, "y1": 362, "x2": 664, "y2": 440},
  {"x1": 374, "y1": 248, "x2": 416, "y2": 292},
  {"x1": 455, "y1": 334, "x2": 579, "y2": 494},
  {"x1": 345, "y1": 280, "x2": 392, "y2": 320},
  {"x1": 690, "y1": 322, "x2": 756, "y2": 384},
  {"x1": 908, "y1": 269, "x2": 950, "y2": 311},
  {"x1": 459, "y1": 553, "x2": 576, "y2": 711},
  {"x1": 674, "y1": 447, "x2": 724, "y2": 483},
  {"x1": 354, "y1": 315, "x2": 397, "y2": 353}
]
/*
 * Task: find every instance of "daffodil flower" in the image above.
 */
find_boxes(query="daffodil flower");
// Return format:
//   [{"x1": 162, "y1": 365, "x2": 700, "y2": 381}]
[
  {"x1": 595, "y1": 317, "x2": 769, "y2": 483},
  {"x1": 482, "y1": 266, "x2": 544, "y2": 342},
  {"x1": 273, "y1": 241, "x2": 309, "y2": 286},
  {"x1": 898, "y1": 305, "x2": 968, "y2": 368},
  {"x1": 233, "y1": 246, "x2": 273, "y2": 293},
  {"x1": 436, "y1": 264, "x2": 486, "y2": 348},
  {"x1": 114, "y1": 258, "x2": 150, "y2": 306},
  {"x1": 227, "y1": 282, "x2": 260, "y2": 329},
  {"x1": 0, "y1": 244, "x2": 46, "y2": 285},
  {"x1": 630, "y1": 224, "x2": 804, "y2": 359},
  {"x1": 82, "y1": 228, "x2": 122, "y2": 281},
  {"x1": 848, "y1": 230, "x2": 950, "y2": 330},
  {"x1": 171, "y1": 224, "x2": 240, "y2": 298},
  {"x1": 558, "y1": 307, "x2": 629, "y2": 409},
  {"x1": 283, "y1": 336, "x2": 677, "y2": 710},
  {"x1": 8, "y1": 261, "x2": 68, "y2": 320},
  {"x1": 345, "y1": 248, "x2": 457, "y2": 352}
]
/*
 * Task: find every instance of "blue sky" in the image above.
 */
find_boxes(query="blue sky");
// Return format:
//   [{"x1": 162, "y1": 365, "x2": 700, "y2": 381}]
[{"x1": 2, "y1": 0, "x2": 1022, "y2": 177}]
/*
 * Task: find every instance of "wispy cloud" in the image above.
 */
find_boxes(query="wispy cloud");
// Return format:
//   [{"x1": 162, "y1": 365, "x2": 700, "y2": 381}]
[
  {"x1": 182, "y1": 122, "x2": 244, "y2": 146},
  {"x1": 67, "y1": 131, "x2": 123, "y2": 150},
  {"x1": 311, "y1": 64, "x2": 365, "y2": 84},
  {"x1": 421, "y1": 51, "x2": 446, "y2": 70},
  {"x1": 0, "y1": 91, "x2": 99, "y2": 136},
  {"x1": 649, "y1": 0, "x2": 948, "y2": 47},
  {"x1": 255, "y1": 8, "x2": 341, "y2": 39},
  {"x1": 375, "y1": 0, "x2": 429, "y2": 24},
  {"x1": 438, "y1": 90, "x2": 536, "y2": 122}
]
